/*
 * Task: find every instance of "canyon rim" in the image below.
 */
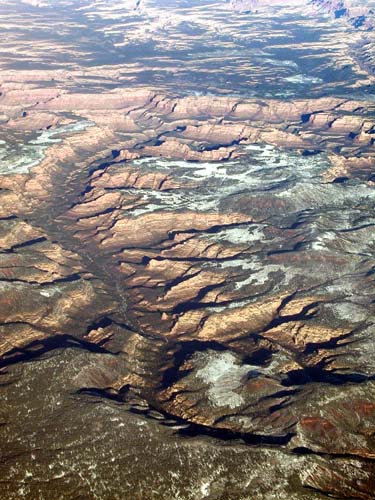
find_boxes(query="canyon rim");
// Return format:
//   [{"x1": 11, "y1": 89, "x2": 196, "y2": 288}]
[{"x1": 0, "y1": 0, "x2": 375, "y2": 499}]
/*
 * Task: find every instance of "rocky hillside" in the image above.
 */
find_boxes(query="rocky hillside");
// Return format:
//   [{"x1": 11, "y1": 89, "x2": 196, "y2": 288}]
[{"x1": 0, "y1": 1, "x2": 374, "y2": 499}]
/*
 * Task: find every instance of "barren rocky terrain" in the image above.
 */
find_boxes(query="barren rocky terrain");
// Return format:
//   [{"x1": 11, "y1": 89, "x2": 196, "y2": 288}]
[{"x1": 0, "y1": 0, "x2": 374, "y2": 499}]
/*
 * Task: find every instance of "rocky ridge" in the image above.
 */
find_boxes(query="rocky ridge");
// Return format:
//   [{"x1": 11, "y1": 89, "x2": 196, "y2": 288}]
[{"x1": 0, "y1": 1, "x2": 374, "y2": 499}]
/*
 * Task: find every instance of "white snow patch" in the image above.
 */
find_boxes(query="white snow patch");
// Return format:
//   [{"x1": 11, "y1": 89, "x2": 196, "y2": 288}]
[
  {"x1": 196, "y1": 351, "x2": 248, "y2": 409},
  {"x1": 210, "y1": 224, "x2": 266, "y2": 244},
  {"x1": 284, "y1": 74, "x2": 323, "y2": 84},
  {"x1": 325, "y1": 302, "x2": 369, "y2": 323},
  {"x1": 0, "y1": 120, "x2": 94, "y2": 175},
  {"x1": 39, "y1": 286, "x2": 61, "y2": 298}
]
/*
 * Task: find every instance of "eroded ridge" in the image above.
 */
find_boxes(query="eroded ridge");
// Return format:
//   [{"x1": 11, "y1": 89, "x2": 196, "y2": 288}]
[{"x1": 0, "y1": 1, "x2": 374, "y2": 499}]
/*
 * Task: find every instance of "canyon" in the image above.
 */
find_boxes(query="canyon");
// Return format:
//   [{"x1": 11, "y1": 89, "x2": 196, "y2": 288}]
[{"x1": 0, "y1": 1, "x2": 374, "y2": 499}]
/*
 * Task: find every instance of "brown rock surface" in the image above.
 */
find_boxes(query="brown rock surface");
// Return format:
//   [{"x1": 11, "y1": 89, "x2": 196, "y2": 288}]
[{"x1": 0, "y1": 1, "x2": 374, "y2": 499}]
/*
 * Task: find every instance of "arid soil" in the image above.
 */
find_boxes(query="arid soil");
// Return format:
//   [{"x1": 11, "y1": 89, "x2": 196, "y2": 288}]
[{"x1": 0, "y1": 1, "x2": 374, "y2": 499}]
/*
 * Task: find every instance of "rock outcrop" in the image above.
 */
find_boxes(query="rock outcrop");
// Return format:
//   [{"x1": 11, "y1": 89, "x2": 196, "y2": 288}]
[{"x1": 0, "y1": 1, "x2": 374, "y2": 499}]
